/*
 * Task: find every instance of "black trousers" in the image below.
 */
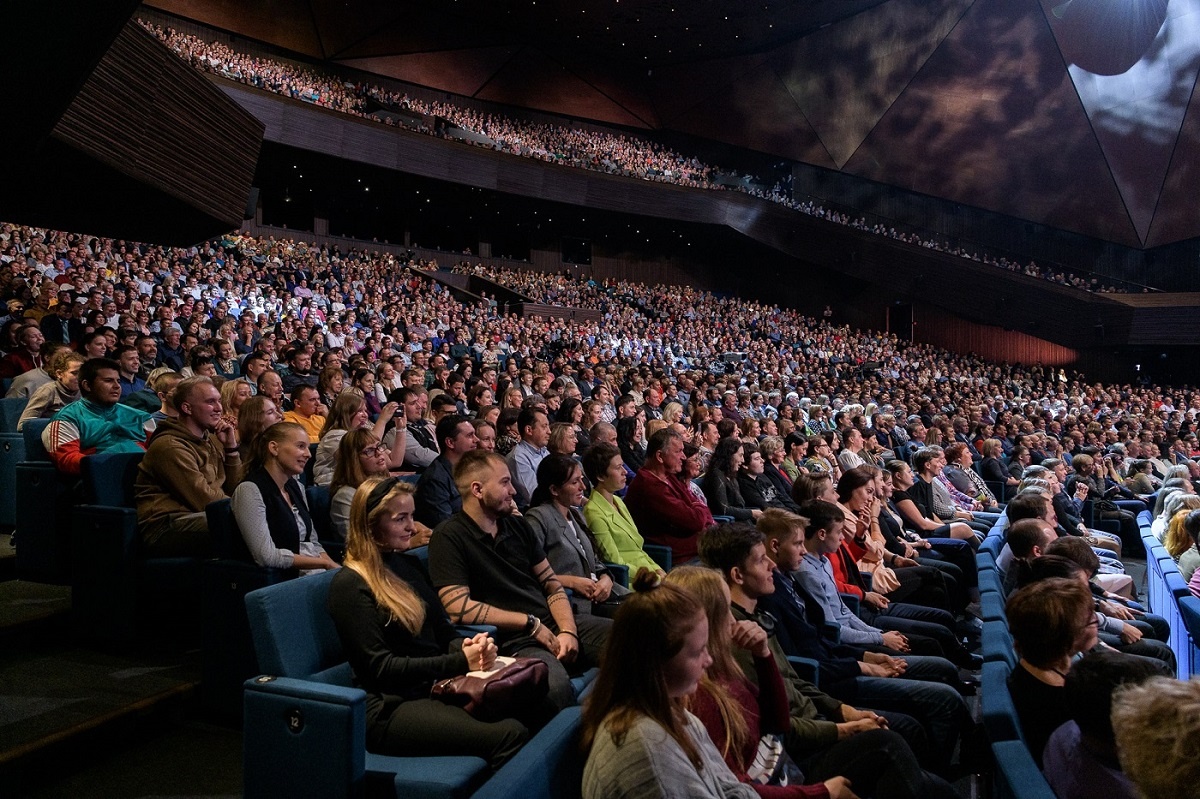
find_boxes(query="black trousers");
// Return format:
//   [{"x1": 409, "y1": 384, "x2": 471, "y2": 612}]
[
  {"x1": 799, "y1": 727, "x2": 959, "y2": 799},
  {"x1": 508, "y1": 613, "x2": 612, "y2": 710},
  {"x1": 372, "y1": 698, "x2": 528, "y2": 769}
]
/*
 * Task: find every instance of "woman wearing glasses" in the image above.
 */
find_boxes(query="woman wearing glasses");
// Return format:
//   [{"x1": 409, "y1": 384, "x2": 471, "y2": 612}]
[{"x1": 1005, "y1": 568, "x2": 1101, "y2": 766}]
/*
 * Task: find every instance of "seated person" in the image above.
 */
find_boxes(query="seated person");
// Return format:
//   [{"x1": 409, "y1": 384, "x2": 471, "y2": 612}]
[
  {"x1": 414, "y1": 414, "x2": 478, "y2": 528},
  {"x1": 281, "y1": 384, "x2": 326, "y2": 441},
  {"x1": 0, "y1": 323, "x2": 46, "y2": 378},
  {"x1": 703, "y1": 437, "x2": 762, "y2": 522},
  {"x1": 625, "y1": 429, "x2": 715, "y2": 565},
  {"x1": 664, "y1": 566, "x2": 855, "y2": 798},
  {"x1": 524, "y1": 455, "x2": 624, "y2": 617},
  {"x1": 236, "y1": 394, "x2": 283, "y2": 455},
  {"x1": 1005, "y1": 574, "x2": 1099, "y2": 766},
  {"x1": 581, "y1": 442, "x2": 662, "y2": 577},
  {"x1": 1112, "y1": 676, "x2": 1200, "y2": 799},
  {"x1": 329, "y1": 428, "x2": 394, "y2": 541},
  {"x1": 18, "y1": 350, "x2": 83, "y2": 431},
  {"x1": 698, "y1": 525, "x2": 960, "y2": 796},
  {"x1": 232, "y1": 422, "x2": 337, "y2": 573},
  {"x1": 505, "y1": 406, "x2": 550, "y2": 511},
  {"x1": 1043, "y1": 649, "x2": 1165, "y2": 799},
  {"x1": 5, "y1": 339, "x2": 64, "y2": 399},
  {"x1": 43, "y1": 357, "x2": 155, "y2": 476},
  {"x1": 329, "y1": 476, "x2": 529, "y2": 769},
  {"x1": 738, "y1": 441, "x2": 801, "y2": 513},
  {"x1": 580, "y1": 569, "x2": 856, "y2": 799},
  {"x1": 135, "y1": 376, "x2": 239, "y2": 556},
  {"x1": 428, "y1": 449, "x2": 611, "y2": 710}
]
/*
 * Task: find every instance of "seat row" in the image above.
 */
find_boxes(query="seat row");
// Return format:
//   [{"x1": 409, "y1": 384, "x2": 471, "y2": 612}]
[
  {"x1": 1140, "y1": 510, "x2": 1200, "y2": 680},
  {"x1": 976, "y1": 519, "x2": 1056, "y2": 799}
]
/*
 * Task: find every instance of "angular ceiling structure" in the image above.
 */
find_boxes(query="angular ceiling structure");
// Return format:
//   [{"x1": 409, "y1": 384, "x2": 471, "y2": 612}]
[{"x1": 145, "y1": 0, "x2": 1200, "y2": 248}]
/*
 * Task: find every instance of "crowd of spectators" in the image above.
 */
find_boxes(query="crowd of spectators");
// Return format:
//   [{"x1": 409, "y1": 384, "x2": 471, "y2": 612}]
[
  {"x1": 139, "y1": 20, "x2": 1138, "y2": 295},
  {"x1": 7, "y1": 208, "x2": 1200, "y2": 794}
]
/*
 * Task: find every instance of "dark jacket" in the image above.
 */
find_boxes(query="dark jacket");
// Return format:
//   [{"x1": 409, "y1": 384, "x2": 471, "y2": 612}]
[{"x1": 414, "y1": 454, "x2": 460, "y2": 528}]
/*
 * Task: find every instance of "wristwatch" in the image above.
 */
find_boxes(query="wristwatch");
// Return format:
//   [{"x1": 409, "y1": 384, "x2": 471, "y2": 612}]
[{"x1": 524, "y1": 613, "x2": 538, "y2": 634}]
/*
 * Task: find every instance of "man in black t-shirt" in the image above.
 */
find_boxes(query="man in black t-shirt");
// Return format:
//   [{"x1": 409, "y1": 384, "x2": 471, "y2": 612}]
[{"x1": 428, "y1": 450, "x2": 610, "y2": 709}]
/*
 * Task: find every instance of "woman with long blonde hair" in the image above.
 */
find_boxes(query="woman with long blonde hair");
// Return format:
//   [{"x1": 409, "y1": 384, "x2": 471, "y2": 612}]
[{"x1": 328, "y1": 476, "x2": 528, "y2": 768}]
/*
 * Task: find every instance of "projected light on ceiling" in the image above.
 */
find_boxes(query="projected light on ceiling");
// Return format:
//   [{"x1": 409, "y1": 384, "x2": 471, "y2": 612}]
[{"x1": 1042, "y1": 0, "x2": 1200, "y2": 240}]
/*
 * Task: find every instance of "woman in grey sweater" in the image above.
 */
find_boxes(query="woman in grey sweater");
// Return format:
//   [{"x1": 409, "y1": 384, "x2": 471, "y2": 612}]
[{"x1": 580, "y1": 570, "x2": 856, "y2": 799}]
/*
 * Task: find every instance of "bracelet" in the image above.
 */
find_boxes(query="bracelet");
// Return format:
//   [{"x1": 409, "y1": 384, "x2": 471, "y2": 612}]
[
  {"x1": 560, "y1": 630, "x2": 579, "y2": 640},
  {"x1": 530, "y1": 617, "x2": 542, "y2": 636}
]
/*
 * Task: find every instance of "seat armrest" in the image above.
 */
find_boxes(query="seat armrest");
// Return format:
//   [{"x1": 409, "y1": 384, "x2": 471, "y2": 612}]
[
  {"x1": 821, "y1": 620, "x2": 842, "y2": 644},
  {"x1": 455, "y1": 624, "x2": 499, "y2": 637},
  {"x1": 787, "y1": 656, "x2": 821, "y2": 686},
  {"x1": 840, "y1": 592, "x2": 861, "y2": 615},
  {"x1": 605, "y1": 562, "x2": 629, "y2": 588}
]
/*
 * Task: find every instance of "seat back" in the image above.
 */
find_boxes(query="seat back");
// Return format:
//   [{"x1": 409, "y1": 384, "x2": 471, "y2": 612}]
[
  {"x1": 22, "y1": 417, "x2": 51, "y2": 461},
  {"x1": 244, "y1": 568, "x2": 351, "y2": 685},
  {"x1": 207, "y1": 498, "x2": 255, "y2": 562},
  {"x1": 991, "y1": 740, "x2": 1056, "y2": 799},
  {"x1": 473, "y1": 706, "x2": 584, "y2": 799},
  {"x1": 980, "y1": 660, "x2": 1023, "y2": 743},
  {"x1": 307, "y1": 484, "x2": 333, "y2": 541},
  {"x1": 0, "y1": 396, "x2": 27, "y2": 433},
  {"x1": 80, "y1": 451, "x2": 144, "y2": 506}
]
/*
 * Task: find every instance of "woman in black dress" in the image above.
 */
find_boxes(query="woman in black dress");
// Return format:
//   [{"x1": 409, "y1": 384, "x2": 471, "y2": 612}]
[{"x1": 327, "y1": 477, "x2": 528, "y2": 768}]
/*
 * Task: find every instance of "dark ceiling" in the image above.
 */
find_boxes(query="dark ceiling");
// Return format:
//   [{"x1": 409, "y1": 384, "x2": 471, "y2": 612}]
[
  {"x1": 145, "y1": 0, "x2": 1200, "y2": 251},
  {"x1": 315, "y1": 0, "x2": 891, "y2": 68}
]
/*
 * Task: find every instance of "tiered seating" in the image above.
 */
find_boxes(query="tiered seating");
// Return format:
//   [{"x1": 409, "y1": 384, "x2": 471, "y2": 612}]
[
  {"x1": 975, "y1": 518, "x2": 1058, "y2": 797},
  {"x1": 1139, "y1": 510, "x2": 1200, "y2": 679}
]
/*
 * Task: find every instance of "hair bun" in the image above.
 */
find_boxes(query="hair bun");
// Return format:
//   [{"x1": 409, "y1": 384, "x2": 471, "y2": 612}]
[{"x1": 631, "y1": 567, "x2": 663, "y2": 592}]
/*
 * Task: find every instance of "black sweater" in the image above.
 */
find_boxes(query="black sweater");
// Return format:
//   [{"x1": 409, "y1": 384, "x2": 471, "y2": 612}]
[{"x1": 327, "y1": 553, "x2": 468, "y2": 742}]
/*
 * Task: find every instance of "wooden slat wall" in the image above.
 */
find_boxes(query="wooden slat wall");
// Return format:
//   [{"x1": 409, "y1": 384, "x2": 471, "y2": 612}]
[
  {"x1": 53, "y1": 20, "x2": 263, "y2": 228},
  {"x1": 913, "y1": 305, "x2": 1078, "y2": 366}
]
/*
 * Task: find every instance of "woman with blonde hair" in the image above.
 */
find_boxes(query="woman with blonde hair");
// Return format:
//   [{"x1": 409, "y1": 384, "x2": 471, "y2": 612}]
[
  {"x1": 328, "y1": 476, "x2": 527, "y2": 768},
  {"x1": 219, "y1": 377, "x2": 253, "y2": 426}
]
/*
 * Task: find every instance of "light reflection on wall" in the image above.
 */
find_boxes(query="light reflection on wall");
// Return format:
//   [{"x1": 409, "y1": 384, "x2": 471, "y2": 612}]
[{"x1": 1045, "y1": 0, "x2": 1200, "y2": 240}]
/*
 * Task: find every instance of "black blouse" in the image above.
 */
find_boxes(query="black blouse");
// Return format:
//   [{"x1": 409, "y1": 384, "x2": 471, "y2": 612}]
[{"x1": 327, "y1": 552, "x2": 468, "y2": 739}]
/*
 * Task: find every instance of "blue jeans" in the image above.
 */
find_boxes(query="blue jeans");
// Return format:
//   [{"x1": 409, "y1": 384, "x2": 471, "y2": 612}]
[{"x1": 825, "y1": 673, "x2": 970, "y2": 771}]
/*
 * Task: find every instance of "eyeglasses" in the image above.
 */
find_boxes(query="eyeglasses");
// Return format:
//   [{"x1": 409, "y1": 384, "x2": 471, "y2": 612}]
[{"x1": 360, "y1": 445, "x2": 390, "y2": 457}]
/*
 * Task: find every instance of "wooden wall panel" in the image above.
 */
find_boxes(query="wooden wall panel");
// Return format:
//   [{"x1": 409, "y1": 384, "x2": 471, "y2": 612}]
[{"x1": 913, "y1": 305, "x2": 1078, "y2": 366}]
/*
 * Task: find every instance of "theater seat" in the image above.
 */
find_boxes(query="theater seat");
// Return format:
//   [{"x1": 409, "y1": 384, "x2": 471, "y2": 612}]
[
  {"x1": 0, "y1": 396, "x2": 26, "y2": 527},
  {"x1": 15, "y1": 417, "x2": 71, "y2": 582},
  {"x1": 203, "y1": 497, "x2": 297, "y2": 718},
  {"x1": 991, "y1": 740, "x2": 1055, "y2": 799},
  {"x1": 980, "y1": 660, "x2": 1022, "y2": 744},
  {"x1": 243, "y1": 570, "x2": 583, "y2": 799}
]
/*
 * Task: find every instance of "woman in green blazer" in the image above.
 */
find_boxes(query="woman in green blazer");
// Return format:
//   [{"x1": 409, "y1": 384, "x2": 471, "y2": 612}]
[{"x1": 582, "y1": 443, "x2": 664, "y2": 577}]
